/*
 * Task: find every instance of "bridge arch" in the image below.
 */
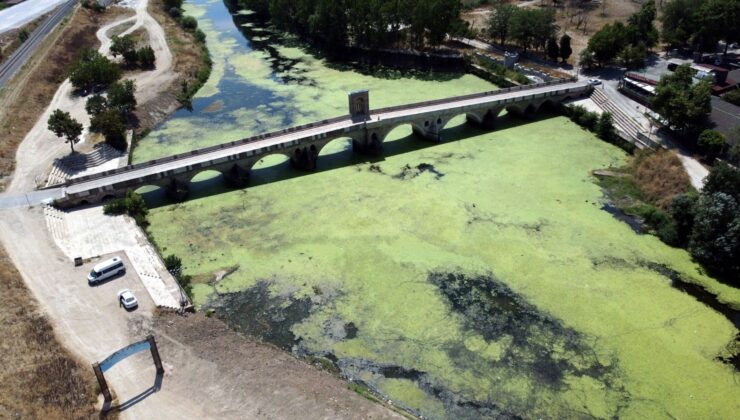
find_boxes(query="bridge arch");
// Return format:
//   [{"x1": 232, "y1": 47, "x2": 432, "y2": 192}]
[{"x1": 248, "y1": 152, "x2": 291, "y2": 172}]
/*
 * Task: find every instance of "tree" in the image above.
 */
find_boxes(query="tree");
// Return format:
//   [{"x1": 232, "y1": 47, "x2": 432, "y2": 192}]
[
  {"x1": 546, "y1": 37, "x2": 559, "y2": 61},
  {"x1": 110, "y1": 35, "x2": 137, "y2": 65},
  {"x1": 107, "y1": 80, "x2": 137, "y2": 115},
  {"x1": 689, "y1": 192, "x2": 740, "y2": 280},
  {"x1": 85, "y1": 95, "x2": 108, "y2": 117},
  {"x1": 625, "y1": 0, "x2": 659, "y2": 49},
  {"x1": 703, "y1": 162, "x2": 740, "y2": 202},
  {"x1": 164, "y1": 0, "x2": 183, "y2": 8},
  {"x1": 137, "y1": 46, "x2": 156, "y2": 68},
  {"x1": 585, "y1": 22, "x2": 626, "y2": 66},
  {"x1": 661, "y1": 0, "x2": 697, "y2": 46},
  {"x1": 510, "y1": 8, "x2": 556, "y2": 53},
  {"x1": 18, "y1": 29, "x2": 28, "y2": 43},
  {"x1": 619, "y1": 43, "x2": 647, "y2": 70},
  {"x1": 670, "y1": 192, "x2": 698, "y2": 245},
  {"x1": 487, "y1": 2, "x2": 517, "y2": 47},
  {"x1": 651, "y1": 64, "x2": 711, "y2": 132},
  {"x1": 47, "y1": 109, "x2": 83, "y2": 153},
  {"x1": 596, "y1": 112, "x2": 616, "y2": 141},
  {"x1": 91, "y1": 109, "x2": 127, "y2": 150},
  {"x1": 69, "y1": 49, "x2": 121, "y2": 91},
  {"x1": 559, "y1": 33, "x2": 572, "y2": 64},
  {"x1": 697, "y1": 129, "x2": 727, "y2": 161}
]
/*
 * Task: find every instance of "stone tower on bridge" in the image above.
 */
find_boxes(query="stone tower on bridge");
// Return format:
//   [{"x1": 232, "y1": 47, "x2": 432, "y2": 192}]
[{"x1": 349, "y1": 89, "x2": 370, "y2": 121}]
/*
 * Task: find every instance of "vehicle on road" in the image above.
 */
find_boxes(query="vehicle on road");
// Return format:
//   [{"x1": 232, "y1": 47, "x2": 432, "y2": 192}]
[
  {"x1": 588, "y1": 78, "x2": 602, "y2": 86},
  {"x1": 117, "y1": 289, "x2": 138, "y2": 309},
  {"x1": 87, "y1": 256, "x2": 125, "y2": 284}
]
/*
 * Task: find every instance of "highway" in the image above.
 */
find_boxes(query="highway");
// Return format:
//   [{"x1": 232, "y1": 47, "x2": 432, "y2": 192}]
[{"x1": 0, "y1": 0, "x2": 77, "y2": 88}]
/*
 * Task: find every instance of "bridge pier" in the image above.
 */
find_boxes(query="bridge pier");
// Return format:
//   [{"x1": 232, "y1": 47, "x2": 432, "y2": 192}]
[
  {"x1": 223, "y1": 164, "x2": 250, "y2": 188},
  {"x1": 166, "y1": 178, "x2": 189, "y2": 202},
  {"x1": 290, "y1": 145, "x2": 319, "y2": 171},
  {"x1": 353, "y1": 131, "x2": 383, "y2": 156},
  {"x1": 412, "y1": 118, "x2": 444, "y2": 143}
]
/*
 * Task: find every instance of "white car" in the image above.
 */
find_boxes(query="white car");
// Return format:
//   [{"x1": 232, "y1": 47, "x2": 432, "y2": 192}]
[
  {"x1": 588, "y1": 78, "x2": 602, "y2": 85},
  {"x1": 117, "y1": 289, "x2": 138, "y2": 309}
]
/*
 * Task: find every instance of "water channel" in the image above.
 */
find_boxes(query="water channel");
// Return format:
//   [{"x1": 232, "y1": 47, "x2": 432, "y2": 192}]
[{"x1": 135, "y1": 1, "x2": 740, "y2": 418}]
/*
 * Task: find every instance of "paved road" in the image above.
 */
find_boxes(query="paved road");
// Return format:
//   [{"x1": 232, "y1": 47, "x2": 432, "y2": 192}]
[
  {"x1": 0, "y1": 0, "x2": 76, "y2": 88},
  {"x1": 58, "y1": 80, "x2": 588, "y2": 197},
  {"x1": 0, "y1": 0, "x2": 68, "y2": 33}
]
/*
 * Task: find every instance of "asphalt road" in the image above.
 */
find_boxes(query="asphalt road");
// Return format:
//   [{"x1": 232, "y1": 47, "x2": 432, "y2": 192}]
[{"x1": 0, "y1": 0, "x2": 76, "y2": 88}]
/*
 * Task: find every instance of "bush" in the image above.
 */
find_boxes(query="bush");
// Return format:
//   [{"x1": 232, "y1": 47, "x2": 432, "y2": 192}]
[
  {"x1": 168, "y1": 7, "x2": 182, "y2": 18},
  {"x1": 697, "y1": 129, "x2": 726, "y2": 161},
  {"x1": 722, "y1": 89, "x2": 740, "y2": 106},
  {"x1": 180, "y1": 16, "x2": 198, "y2": 31},
  {"x1": 163, "y1": 254, "x2": 191, "y2": 296},
  {"x1": 688, "y1": 192, "x2": 740, "y2": 281},
  {"x1": 137, "y1": 46, "x2": 156, "y2": 68},
  {"x1": 103, "y1": 190, "x2": 148, "y2": 227},
  {"x1": 90, "y1": 109, "x2": 127, "y2": 150},
  {"x1": 69, "y1": 49, "x2": 121, "y2": 91}
]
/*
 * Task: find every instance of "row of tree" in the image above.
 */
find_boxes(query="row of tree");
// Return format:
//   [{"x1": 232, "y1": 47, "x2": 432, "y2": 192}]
[
  {"x1": 110, "y1": 35, "x2": 156, "y2": 69},
  {"x1": 235, "y1": 0, "x2": 466, "y2": 49},
  {"x1": 661, "y1": 0, "x2": 740, "y2": 53},
  {"x1": 580, "y1": 0, "x2": 658, "y2": 69},
  {"x1": 486, "y1": 3, "x2": 564, "y2": 57}
]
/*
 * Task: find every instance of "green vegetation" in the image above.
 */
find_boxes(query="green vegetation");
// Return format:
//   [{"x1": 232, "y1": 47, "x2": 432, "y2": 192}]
[
  {"x1": 164, "y1": 254, "x2": 193, "y2": 296},
  {"x1": 68, "y1": 49, "x2": 121, "y2": 91},
  {"x1": 580, "y1": 0, "x2": 657, "y2": 69},
  {"x1": 602, "y1": 153, "x2": 740, "y2": 284},
  {"x1": 162, "y1": 0, "x2": 212, "y2": 110},
  {"x1": 103, "y1": 189, "x2": 149, "y2": 227},
  {"x1": 661, "y1": 0, "x2": 740, "y2": 53},
  {"x1": 86, "y1": 80, "x2": 137, "y2": 151},
  {"x1": 46, "y1": 110, "x2": 83, "y2": 153},
  {"x1": 111, "y1": 34, "x2": 157, "y2": 69},
  {"x1": 18, "y1": 29, "x2": 28, "y2": 44},
  {"x1": 486, "y1": 4, "x2": 556, "y2": 54},
  {"x1": 651, "y1": 64, "x2": 711, "y2": 134},
  {"x1": 558, "y1": 33, "x2": 572, "y2": 64},
  {"x1": 237, "y1": 0, "x2": 465, "y2": 48},
  {"x1": 722, "y1": 88, "x2": 740, "y2": 106},
  {"x1": 469, "y1": 55, "x2": 530, "y2": 86},
  {"x1": 697, "y1": 129, "x2": 727, "y2": 162},
  {"x1": 561, "y1": 105, "x2": 633, "y2": 153}
]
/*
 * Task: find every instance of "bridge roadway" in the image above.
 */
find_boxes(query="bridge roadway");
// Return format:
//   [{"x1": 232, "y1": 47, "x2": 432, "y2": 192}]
[{"x1": 52, "y1": 79, "x2": 591, "y2": 207}]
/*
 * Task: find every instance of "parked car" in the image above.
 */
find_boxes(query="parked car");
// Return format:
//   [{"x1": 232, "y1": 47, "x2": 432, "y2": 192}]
[
  {"x1": 87, "y1": 257, "x2": 125, "y2": 284},
  {"x1": 588, "y1": 78, "x2": 602, "y2": 86},
  {"x1": 117, "y1": 289, "x2": 138, "y2": 309}
]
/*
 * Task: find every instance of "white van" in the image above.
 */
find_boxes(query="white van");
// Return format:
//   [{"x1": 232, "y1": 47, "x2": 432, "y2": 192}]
[{"x1": 87, "y1": 257, "x2": 125, "y2": 284}]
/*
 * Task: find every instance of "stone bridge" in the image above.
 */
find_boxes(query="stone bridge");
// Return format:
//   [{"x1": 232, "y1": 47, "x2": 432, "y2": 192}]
[{"x1": 54, "y1": 79, "x2": 591, "y2": 207}]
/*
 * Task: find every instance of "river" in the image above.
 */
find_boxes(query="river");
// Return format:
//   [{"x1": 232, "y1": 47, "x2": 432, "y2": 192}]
[{"x1": 134, "y1": 1, "x2": 740, "y2": 418}]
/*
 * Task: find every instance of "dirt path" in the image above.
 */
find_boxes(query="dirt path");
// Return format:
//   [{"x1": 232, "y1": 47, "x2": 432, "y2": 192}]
[{"x1": 7, "y1": 0, "x2": 174, "y2": 194}]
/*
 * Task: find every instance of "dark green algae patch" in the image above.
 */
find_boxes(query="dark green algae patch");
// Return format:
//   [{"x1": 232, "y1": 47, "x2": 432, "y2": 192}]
[{"x1": 207, "y1": 271, "x2": 630, "y2": 419}]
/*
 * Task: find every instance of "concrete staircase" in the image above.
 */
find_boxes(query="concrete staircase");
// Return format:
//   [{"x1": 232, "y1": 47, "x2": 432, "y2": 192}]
[
  {"x1": 45, "y1": 145, "x2": 125, "y2": 187},
  {"x1": 43, "y1": 205, "x2": 69, "y2": 249},
  {"x1": 590, "y1": 88, "x2": 650, "y2": 148}
]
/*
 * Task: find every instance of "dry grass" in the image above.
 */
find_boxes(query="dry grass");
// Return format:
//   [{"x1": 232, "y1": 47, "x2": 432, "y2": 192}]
[
  {"x1": 0, "y1": 7, "x2": 132, "y2": 191},
  {"x1": 631, "y1": 149, "x2": 693, "y2": 209},
  {"x1": 0, "y1": 246, "x2": 99, "y2": 418},
  {"x1": 461, "y1": 0, "x2": 642, "y2": 64},
  {"x1": 0, "y1": 11, "x2": 52, "y2": 64}
]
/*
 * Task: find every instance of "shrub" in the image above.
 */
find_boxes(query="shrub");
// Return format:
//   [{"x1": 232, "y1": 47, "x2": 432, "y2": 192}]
[
  {"x1": 180, "y1": 16, "x2": 198, "y2": 31},
  {"x1": 722, "y1": 89, "x2": 740, "y2": 106},
  {"x1": 69, "y1": 49, "x2": 121, "y2": 91},
  {"x1": 168, "y1": 7, "x2": 182, "y2": 18},
  {"x1": 697, "y1": 129, "x2": 726, "y2": 161},
  {"x1": 103, "y1": 190, "x2": 148, "y2": 227},
  {"x1": 137, "y1": 46, "x2": 156, "y2": 68}
]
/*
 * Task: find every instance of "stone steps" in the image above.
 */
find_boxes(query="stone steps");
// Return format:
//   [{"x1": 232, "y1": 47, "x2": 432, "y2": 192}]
[
  {"x1": 43, "y1": 205, "x2": 69, "y2": 248},
  {"x1": 591, "y1": 88, "x2": 644, "y2": 137},
  {"x1": 45, "y1": 145, "x2": 125, "y2": 187}
]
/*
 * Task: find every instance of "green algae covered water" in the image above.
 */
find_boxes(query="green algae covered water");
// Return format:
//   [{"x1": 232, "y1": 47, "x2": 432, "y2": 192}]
[{"x1": 139, "y1": 1, "x2": 740, "y2": 418}]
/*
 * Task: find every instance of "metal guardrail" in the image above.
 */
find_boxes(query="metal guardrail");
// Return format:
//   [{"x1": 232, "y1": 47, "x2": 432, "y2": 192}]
[{"x1": 56, "y1": 80, "x2": 587, "y2": 189}]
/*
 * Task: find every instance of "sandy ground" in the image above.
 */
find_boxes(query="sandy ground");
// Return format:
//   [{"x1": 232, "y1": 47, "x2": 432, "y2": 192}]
[{"x1": 6, "y1": 0, "x2": 174, "y2": 193}]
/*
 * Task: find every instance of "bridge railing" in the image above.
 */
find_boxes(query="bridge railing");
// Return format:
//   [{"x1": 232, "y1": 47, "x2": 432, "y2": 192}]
[
  {"x1": 56, "y1": 80, "x2": 584, "y2": 189},
  {"x1": 368, "y1": 77, "x2": 579, "y2": 116},
  {"x1": 57, "y1": 114, "x2": 353, "y2": 188}
]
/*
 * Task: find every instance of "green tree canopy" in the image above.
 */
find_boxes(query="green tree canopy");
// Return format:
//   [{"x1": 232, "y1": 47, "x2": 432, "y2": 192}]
[
  {"x1": 107, "y1": 80, "x2": 137, "y2": 115},
  {"x1": 651, "y1": 64, "x2": 711, "y2": 131},
  {"x1": 69, "y1": 49, "x2": 121, "y2": 91},
  {"x1": 47, "y1": 109, "x2": 83, "y2": 153},
  {"x1": 559, "y1": 33, "x2": 572, "y2": 63},
  {"x1": 697, "y1": 129, "x2": 727, "y2": 161},
  {"x1": 487, "y1": 2, "x2": 517, "y2": 47}
]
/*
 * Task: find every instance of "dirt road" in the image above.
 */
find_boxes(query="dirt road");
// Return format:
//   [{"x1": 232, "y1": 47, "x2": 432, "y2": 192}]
[{"x1": 7, "y1": 0, "x2": 174, "y2": 193}]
